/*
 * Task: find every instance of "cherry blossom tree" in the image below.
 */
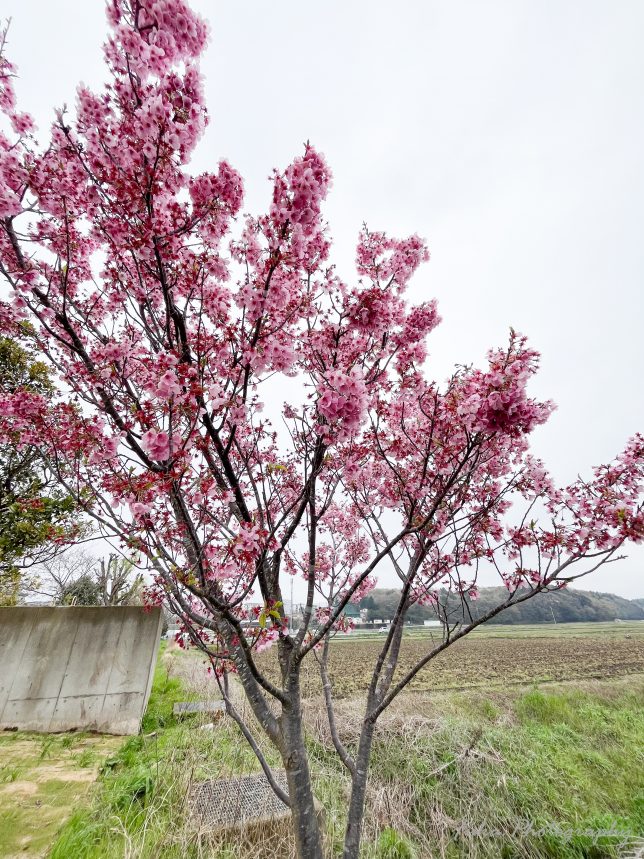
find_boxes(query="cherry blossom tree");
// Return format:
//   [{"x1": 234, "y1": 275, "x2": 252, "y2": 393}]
[{"x1": 1, "y1": 3, "x2": 642, "y2": 856}]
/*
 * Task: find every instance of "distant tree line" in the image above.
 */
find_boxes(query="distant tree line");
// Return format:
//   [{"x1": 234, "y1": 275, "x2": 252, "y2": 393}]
[
  {"x1": 25, "y1": 551, "x2": 144, "y2": 607},
  {"x1": 360, "y1": 587, "x2": 644, "y2": 625}
]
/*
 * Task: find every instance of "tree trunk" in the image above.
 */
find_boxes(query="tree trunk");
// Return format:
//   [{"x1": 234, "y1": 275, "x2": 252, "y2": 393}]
[
  {"x1": 342, "y1": 719, "x2": 376, "y2": 859},
  {"x1": 281, "y1": 680, "x2": 324, "y2": 859}
]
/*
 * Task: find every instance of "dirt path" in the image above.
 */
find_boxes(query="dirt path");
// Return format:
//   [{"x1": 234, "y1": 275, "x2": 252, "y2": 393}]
[{"x1": 0, "y1": 732, "x2": 122, "y2": 858}]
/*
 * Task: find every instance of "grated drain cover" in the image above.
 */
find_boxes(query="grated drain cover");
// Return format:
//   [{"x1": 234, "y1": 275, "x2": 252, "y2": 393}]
[{"x1": 190, "y1": 770, "x2": 289, "y2": 827}]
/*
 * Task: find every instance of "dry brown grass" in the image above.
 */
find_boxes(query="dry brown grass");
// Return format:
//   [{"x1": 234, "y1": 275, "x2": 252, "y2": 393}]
[{"x1": 48, "y1": 643, "x2": 643, "y2": 859}]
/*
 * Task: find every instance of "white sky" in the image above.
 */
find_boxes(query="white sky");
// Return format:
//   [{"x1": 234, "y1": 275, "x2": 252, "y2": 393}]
[{"x1": 3, "y1": 0, "x2": 643, "y2": 598}]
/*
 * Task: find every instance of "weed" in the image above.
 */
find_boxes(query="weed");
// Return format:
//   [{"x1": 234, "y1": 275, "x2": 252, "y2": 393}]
[
  {"x1": 0, "y1": 764, "x2": 21, "y2": 783},
  {"x1": 373, "y1": 827, "x2": 416, "y2": 858},
  {"x1": 61, "y1": 733, "x2": 86, "y2": 749},
  {"x1": 39, "y1": 735, "x2": 56, "y2": 760},
  {"x1": 77, "y1": 748, "x2": 97, "y2": 768}
]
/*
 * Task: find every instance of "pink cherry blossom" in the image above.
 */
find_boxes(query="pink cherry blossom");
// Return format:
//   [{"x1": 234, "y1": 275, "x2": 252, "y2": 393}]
[
  {"x1": 156, "y1": 370, "x2": 181, "y2": 399},
  {"x1": 141, "y1": 429, "x2": 171, "y2": 460},
  {"x1": 0, "y1": 7, "x2": 641, "y2": 856}
]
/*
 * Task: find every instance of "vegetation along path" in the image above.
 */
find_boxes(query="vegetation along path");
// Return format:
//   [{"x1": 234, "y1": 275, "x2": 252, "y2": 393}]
[
  {"x1": 0, "y1": 733, "x2": 121, "y2": 858},
  {"x1": 1, "y1": 628, "x2": 642, "y2": 857}
]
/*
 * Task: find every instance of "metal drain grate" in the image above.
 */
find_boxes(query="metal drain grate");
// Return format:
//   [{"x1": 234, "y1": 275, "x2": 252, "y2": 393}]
[{"x1": 190, "y1": 770, "x2": 289, "y2": 828}]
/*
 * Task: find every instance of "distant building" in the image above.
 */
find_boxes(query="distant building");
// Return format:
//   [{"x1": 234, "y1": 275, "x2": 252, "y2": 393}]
[{"x1": 341, "y1": 602, "x2": 361, "y2": 621}]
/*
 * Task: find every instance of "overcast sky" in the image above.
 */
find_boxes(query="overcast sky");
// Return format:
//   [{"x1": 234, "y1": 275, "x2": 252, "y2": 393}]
[{"x1": 4, "y1": 0, "x2": 643, "y2": 597}]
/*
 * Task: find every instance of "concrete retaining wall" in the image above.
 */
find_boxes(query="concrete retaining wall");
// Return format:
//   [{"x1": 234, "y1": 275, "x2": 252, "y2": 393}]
[{"x1": 0, "y1": 606, "x2": 162, "y2": 734}]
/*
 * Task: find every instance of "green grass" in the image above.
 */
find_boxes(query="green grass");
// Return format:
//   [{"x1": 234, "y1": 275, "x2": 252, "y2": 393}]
[
  {"x1": 356, "y1": 681, "x2": 644, "y2": 858},
  {"x1": 50, "y1": 654, "x2": 271, "y2": 859},
  {"x1": 0, "y1": 730, "x2": 121, "y2": 857},
  {"x1": 44, "y1": 650, "x2": 644, "y2": 859},
  {"x1": 373, "y1": 827, "x2": 417, "y2": 858}
]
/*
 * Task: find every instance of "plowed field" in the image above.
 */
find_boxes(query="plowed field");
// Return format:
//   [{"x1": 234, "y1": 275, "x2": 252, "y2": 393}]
[{"x1": 259, "y1": 623, "x2": 644, "y2": 698}]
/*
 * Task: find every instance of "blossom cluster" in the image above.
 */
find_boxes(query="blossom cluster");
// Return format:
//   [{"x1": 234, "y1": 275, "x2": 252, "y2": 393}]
[
  {"x1": 456, "y1": 334, "x2": 555, "y2": 435},
  {"x1": 0, "y1": 0, "x2": 641, "y2": 661},
  {"x1": 316, "y1": 369, "x2": 368, "y2": 442},
  {"x1": 0, "y1": 37, "x2": 34, "y2": 219},
  {"x1": 356, "y1": 228, "x2": 429, "y2": 288},
  {"x1": 268, "y1": 145, "x2": 332, "y2": 265},
  {"x1": 106, "y1": 0, "x2": 208, "y2": 79}
]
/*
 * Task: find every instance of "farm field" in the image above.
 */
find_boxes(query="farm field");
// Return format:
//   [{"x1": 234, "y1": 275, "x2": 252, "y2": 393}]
[
  {"x1": 259, "y1": 621, "x2": 644, "y2": 698},
  {"x1": 346, "y1": 620, "x2": 644, "y2": 639}
]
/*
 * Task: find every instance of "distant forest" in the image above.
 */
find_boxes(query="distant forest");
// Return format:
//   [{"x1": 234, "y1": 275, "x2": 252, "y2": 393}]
[{"x1": 359, "y1": 587, "x2": 644, "y2": 625}]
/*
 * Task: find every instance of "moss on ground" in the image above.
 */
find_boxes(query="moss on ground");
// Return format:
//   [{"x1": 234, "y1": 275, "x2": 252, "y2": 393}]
[{"x1": 0, "y1": 731, "x2": 121, "y2": 858}]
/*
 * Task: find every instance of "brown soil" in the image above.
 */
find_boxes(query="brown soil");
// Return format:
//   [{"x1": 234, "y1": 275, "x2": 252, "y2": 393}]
[
  {"x1": 0, "y1": 780, "x2": 39, "y2": 796},
  {"x1": 258, "y1": 629, "x2": 644, "y2": 698}
]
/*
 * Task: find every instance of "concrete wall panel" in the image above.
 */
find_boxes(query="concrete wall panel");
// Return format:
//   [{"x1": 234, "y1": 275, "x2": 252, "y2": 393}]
[
  {"x1": 0, "y1": 610, "x2": 35, "y2": 713},
  {"x1": 0, "y1": 606, "x2": 162, "y2": 734}
]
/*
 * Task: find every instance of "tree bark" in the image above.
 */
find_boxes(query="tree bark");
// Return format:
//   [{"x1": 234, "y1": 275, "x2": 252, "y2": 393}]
[
  {"x1": 342, "y1": 719, "x2": 376, "y2": 859},
  {"x1": 281, "y1": 675, "x2": 324, "y2": 859}
]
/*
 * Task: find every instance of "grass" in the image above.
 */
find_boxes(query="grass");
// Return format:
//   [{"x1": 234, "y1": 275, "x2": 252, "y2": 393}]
[
  {"x1": 0, "y1": 730, "x2": 122, "y2": 857},
  {"x1": 7, "y1": 633, "x2": 642, "y2": 858},
  {"x1": 49, "y1": 651, "x2": 274, "y2": 859},
  {"x1": 348, "y1": 679, "x2": 644, "y2": 858}
]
